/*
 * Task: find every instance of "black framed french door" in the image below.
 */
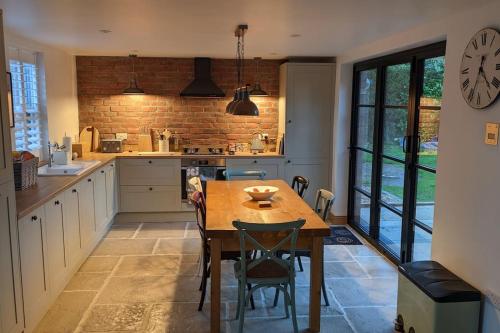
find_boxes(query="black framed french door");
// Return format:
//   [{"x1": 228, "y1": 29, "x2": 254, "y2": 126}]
[{"x1": 348, "y1": 41, "x2": 446, "y2": 264}]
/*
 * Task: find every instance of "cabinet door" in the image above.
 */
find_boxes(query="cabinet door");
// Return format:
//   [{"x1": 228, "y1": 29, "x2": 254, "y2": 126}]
[
  {"x1": 0, "y1": 11, "x2": 13, "y2": 185},
  {"x1": 78, "y1": 175, "x2": 96, "y2": 249},
  {"x1": 226, "y1": 158, "x2": 284, "y2": 180},
  {"x1": 94, "y1": 168, "x2": 108, "y2": 233},
  {"x1": 120, "y1": 185, "x2": 181, "y2": 212},
  {"x1": 119, "y1": 158, "x2": 180, "y2": 185},
  {"x1": 105, "y1": 162, "x2": 116, "y2": 219},
  {"x1": 44, "y1": 193, "x2": 69, "y2": 296},
  {"x1": 0, "y1": 181, "x2": 23, "y2": 333},
  {"x1": 285, "y1": 158, "x2": 330, "y2": 207},
  {"x1": 63, "y1": 185, "x2": 83, "y2": 270},
  {"x1": 18, "y1": 206, "x2": 49, "y2": 332},
  {"x1": 284, "y1": 64, "x2": 334, "y2": 159}
]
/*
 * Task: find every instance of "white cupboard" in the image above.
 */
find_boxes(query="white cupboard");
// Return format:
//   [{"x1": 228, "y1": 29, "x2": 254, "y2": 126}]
[
  {"x1": 280, "y1": 62, "x2": 335, "y2": 206},
  {"x1": 63, "y1": 184, "x2": 84, "y2": 270},
  {"x1": 18, "y1": 206, "x2": 49, "y2": 332},
  {"x1": 105, "y1": 162, "x2": 117, "y2": 219},
  {"x1": 44, "y1": 193, "x2": 69, "y2": 296},
  {"x1": 94, "y1": 167, "x2": 108, "y2": 233},
  {"x1": 78, "y1": 174, "x2": 96, "y2": 249},
  {"x1": 0, "y1": 182, "x2": 23, "y2": 333}
]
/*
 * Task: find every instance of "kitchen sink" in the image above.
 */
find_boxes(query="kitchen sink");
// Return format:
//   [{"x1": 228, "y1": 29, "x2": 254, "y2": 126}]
[{"x1": 38, "y1": 160, "x2": 102, "y2": 176}]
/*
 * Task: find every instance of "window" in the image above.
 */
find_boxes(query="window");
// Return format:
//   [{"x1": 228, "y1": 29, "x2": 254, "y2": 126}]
[{"x1": 8, "y1": 47, "x2": 47, "y2": 159}]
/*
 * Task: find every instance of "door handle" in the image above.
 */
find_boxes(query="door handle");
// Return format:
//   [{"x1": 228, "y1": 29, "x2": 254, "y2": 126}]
[{"x1": 402, "y1": 136, "x2": 409, "y2": 153}]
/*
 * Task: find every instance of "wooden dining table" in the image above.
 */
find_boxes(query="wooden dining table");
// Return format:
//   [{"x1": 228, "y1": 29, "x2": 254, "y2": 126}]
[{"x1": 205, "y1": 179, "x2": 331, "y2": 333}]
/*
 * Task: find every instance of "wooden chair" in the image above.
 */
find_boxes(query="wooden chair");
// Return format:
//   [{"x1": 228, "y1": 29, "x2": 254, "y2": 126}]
[
  {"x1": 232, "y1": 219, "x2": 306, "y2": 333},
  {"x1": 190, "y1": 191, "x2": 255, "y2": 311},
  {"x1": 274, "y1": 189, "x2": 335, "y2": 307},
  {"x1": 223, "y1": 169, "x2": 266, "y2": 180},
  {"x1": 291, "y1": 175, "x2": 309, "y2": 198}
]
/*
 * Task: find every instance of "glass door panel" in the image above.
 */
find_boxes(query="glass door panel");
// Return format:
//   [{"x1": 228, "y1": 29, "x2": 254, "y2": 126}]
[
  {"x1": 357, "y1": 107, "x2": 375, "y2": 150},
  {"x1": 381, "y1": 158, "x2": 405, "y2": 209},
  {"x1": 353, "y1": 191, "x2": 371, "y2": 231},
  {"x1": 412, "y1": 226, "x2": 432, "y2": 261},
  {"x1": 354, "y1": 150, "x2": 373, "y2": 193},
  {"x1": 379, "y1": 207, "x2": 402, "y2": 256},
  {"x1": 415, "y1": 169, "x2": 436, "y2": 229},
  {"x1": 382, "y1": 108, "x2": 408, "y2": 160}
]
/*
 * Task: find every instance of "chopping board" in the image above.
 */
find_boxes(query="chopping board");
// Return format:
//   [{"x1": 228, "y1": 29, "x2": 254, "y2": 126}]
[
  {"x1": 138, "y1": 133, "x2": 153, "y2": 152},
  {"x1": 79, "y1": 126, "x2": 100, "y2": 153}
]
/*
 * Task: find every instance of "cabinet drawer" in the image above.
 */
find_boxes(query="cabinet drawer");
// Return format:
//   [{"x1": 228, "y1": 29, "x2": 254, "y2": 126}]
[
  {"x1": 120, "y1": 185, "x2": 181, "y2": 212},
  {"x1": 119, "y1": 158, "x2": 180, "y2": 185},
  {"x1": 226, "y1": 158, "x2": 284, "y2": 179}
]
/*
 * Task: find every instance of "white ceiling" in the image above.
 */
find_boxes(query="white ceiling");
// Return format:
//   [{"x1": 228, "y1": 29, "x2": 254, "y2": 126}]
[{"x1": 0, "y1": 0, "x2": 494, "y2": 58}]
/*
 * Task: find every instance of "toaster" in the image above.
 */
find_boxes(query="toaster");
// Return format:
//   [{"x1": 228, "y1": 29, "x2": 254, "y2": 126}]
[{"x1": 101, "y1": 139, "x2": 123, "y2": 153}]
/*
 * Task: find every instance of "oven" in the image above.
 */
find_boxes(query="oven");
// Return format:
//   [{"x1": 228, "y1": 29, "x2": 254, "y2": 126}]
[{"x1": 181, "y1": 158, "x2": 226, "y2": 202}]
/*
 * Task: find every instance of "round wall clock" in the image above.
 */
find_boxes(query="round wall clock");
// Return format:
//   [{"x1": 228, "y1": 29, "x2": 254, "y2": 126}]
[{"x1": 459, "y1": 27, "x2": 500, "y2": 109}]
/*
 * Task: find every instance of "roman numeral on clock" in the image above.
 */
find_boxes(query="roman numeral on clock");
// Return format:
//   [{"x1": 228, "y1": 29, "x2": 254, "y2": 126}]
[
  {"x1": 462, "y1": 68, "x2": 469, "y2": 74},
  {"x1": 492, "y1": 77, "x2": 500, "y2": 89},
  {"x1": 472, "y1": 39, "x2": 478, "y2": 50},
  {"x1": 496, "y1": 48, "x2": 500, "y2": 57},
  {"x1": 462, "y1": 78, "x2": 470, "y2": 90},
  {"x1": 497, "y1": 64, "x2": 500, "y2": 71},
  {"x1": 477, "y1": 93, "x2": 481, "y2": 105},
  {"x1": 468, "y1": 89, "x2": 474, "y2": 102},
  {"x1": 482, "y1": 32, "x2": 487, "y2": 46}
]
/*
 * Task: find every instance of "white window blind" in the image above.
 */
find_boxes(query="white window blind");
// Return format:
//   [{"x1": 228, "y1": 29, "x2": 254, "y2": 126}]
[{"x1": 8, "y1": 47, "x2": 47, "y2": 158}]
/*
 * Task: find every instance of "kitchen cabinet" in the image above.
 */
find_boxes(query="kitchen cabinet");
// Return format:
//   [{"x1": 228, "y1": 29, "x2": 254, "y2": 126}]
[
  {"x1": 284, "y1": 157, "x2": 330, "y2": 206},
  {"x1": 120, "y1": 158, "x2": 180, "y2": 186},
  {"x1": 226, "y1": 158, "x2": 284, "y2": 180},
  {"x1": 280, "y1": 63, "x2": 335, "y2": 206},
  {"x1": 119, "y1": 158, "x2": 181, "y2": 212},
  {"x1": 120, "y1": 185, "x2": 181, "y2": 212},
  {"x1": 105, "y1": 162, "x2": 117, "y2": 219},
  {"x1": 78, "y1": 174, "x2": 96, "y2": 249},
  {"x1": 0, "y1": 11, "x2": 12, "y2": 186},
  {"x1": 44, "y1": 193, "x2": 69, "y2": 296},
  {"x1": 0, "y1": 182, "x2": 23, "y2": 333},
  {"x1": 94, "y1": 167, "x2": 108, "y2": 233},
  {"x1": 63, "y1": 184, "x2": 83, "y2": 270},
  {"x1": 18, "y1": 206, "x2": 49, "y2": 332}
]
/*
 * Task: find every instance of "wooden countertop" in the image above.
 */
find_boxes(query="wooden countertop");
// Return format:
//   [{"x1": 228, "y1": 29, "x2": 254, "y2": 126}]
[{"x1": 15, "y1": 151, "x2": 284, "y2": 219}]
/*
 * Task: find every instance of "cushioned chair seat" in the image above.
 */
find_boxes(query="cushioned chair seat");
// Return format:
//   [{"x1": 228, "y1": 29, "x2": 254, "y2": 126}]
[{"x1": 235, "y1": 259, "x2": 290, "y2": 279}]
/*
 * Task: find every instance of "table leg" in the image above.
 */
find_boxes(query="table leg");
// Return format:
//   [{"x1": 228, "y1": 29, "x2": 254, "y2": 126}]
[
  {"x1": 309, "y1": 237, "x2": 323, "y2": 332},
  {"x1": 210, "y1": 239, "x2": 222, "y2": 333}
]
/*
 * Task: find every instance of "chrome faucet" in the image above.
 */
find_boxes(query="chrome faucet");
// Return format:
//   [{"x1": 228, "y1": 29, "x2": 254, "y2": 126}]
[{"x1": 48, "y1": 141, "x2": 60, "y2": 168}]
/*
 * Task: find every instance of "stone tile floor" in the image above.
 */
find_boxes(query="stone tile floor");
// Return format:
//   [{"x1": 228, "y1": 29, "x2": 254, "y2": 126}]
[{"x1": 34, "y1": 221, "x2": 398, "y2": 333}]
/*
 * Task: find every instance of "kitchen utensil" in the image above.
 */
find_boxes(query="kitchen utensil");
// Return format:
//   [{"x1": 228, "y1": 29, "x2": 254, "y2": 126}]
[
  {"x1": 79, "y1": 126, "x2": 100, "y2": 153},
  {"x1": 244, "y1": 186, "x2": 279, "y2": 201},
  {"x1": 138, "y1": 133, "x2": 153, "y2": 152},
  {"x1": 158, "y1": 139, "x2": 169, "y2": 152}
]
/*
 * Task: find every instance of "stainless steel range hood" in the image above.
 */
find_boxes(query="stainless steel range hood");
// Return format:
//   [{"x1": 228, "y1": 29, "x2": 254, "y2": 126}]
[{"x1": 180, "y1": 58, "x2": 225, "y2": 98}]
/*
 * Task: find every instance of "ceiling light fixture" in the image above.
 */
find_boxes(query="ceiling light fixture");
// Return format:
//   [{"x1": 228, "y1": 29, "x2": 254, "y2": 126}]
[
  {"x1": 249, "y1": 57, "x2": 268, "y2": 97},
  {"x1": 228, "y1": 24, "x2": 259, "y2": 116},
  {"x1": 123, "y1": 54, "x2": 145, "y2": 95}
]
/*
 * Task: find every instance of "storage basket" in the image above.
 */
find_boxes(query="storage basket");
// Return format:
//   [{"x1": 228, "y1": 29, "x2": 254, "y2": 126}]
[{"x1": 13, "y1": 157, "x2": 39, "y2": 191}]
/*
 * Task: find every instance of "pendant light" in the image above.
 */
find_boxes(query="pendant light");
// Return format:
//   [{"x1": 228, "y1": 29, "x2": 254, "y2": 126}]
[
  {"x1": 226, "y1": 87, "x2": 241, "y2": 113},
  {"x1": 229, "y1": 24, "x2": 259, "y2": 116},
  {"x1": 123, "y1": 54, "x2": 145, "y2": 95},
  {"x1": 249, "y1": 57, "x2": 268, "y2": 96}
]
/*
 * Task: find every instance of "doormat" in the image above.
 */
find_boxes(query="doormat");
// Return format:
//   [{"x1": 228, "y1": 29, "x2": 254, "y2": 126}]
[{"x1": 324, "y1": 226, "x2": 362, "y2": 245}]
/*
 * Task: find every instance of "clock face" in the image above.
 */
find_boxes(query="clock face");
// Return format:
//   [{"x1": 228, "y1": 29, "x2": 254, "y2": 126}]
[{"x1": 460, "y1": 28, "x2": 500, "y2": 109}]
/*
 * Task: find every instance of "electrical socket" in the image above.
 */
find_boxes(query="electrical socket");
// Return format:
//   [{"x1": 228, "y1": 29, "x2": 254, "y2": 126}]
[
  {"x1": 116, "y1": 132, "x2": 128, "y2": 141},
  {"x1": 485, "y1": 290, "x2": 500, "y2": 311}
]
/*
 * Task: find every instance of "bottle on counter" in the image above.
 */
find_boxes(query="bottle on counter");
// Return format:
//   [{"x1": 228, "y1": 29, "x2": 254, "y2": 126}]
[{"x1": 169, "y1": 132, "x2": 179, "y2": 152}]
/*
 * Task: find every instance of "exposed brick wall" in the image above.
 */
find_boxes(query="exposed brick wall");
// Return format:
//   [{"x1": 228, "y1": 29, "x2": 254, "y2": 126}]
[{"x1": 76, "y1": 56, "x2": 281, "y2": 150}]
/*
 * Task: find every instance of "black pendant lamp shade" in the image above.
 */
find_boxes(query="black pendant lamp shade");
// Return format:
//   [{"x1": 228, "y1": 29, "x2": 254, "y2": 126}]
[
  {"x1": 123, "y1": 55, "x2": 145, "y2": 95},
  {"x1": 249, "y1": 57, "x2": 268, "y2": 96},
  {"x1": 226, "y1": 88, "x2": 240, "y2": 113},
  {"x1": 233, "y1": 86, "x2": 259, "y2": 116},
  {"x1": 227, "y1": 24, "x2": 259, "y2": 116}
]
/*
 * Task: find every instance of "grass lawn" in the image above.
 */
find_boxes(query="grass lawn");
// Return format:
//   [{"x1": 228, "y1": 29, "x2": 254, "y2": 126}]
[{"x1": 360, "y1": 144, "x2": 437, "y2": 202}]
